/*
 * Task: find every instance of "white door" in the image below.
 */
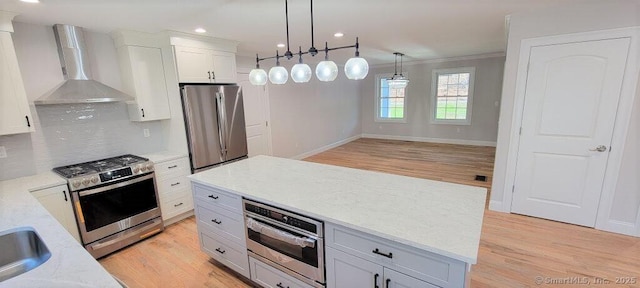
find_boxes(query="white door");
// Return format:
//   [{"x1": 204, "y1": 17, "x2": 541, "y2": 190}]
[
  {"x1": 511, "y1": 38, "x2": 630, "y2": 227},
  {"x1": 211, "y1": 51, "x2": 237, "y2": 83},
  {"x1": 238, "y1": 72, "x2": 272, "y2": 157},
  {"x1": 174, "y1": 46, "x2": 212, "y2": 83},
  {"x1": 127, "y1": 46, "x2": 171, "y2": 121},
  {"x1": 31, "y1": 185, "x2": 81, "y2": 242},
  {"x1": 325, "y1": 247, "x2": 384, "y2": 288}
]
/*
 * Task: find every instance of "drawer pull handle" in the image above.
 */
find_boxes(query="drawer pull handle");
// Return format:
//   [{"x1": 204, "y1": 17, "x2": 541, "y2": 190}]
[
  {"x1": 276, "y1": 283, "x2": 288, "y2": 288},
  {"x1": 385, "y1": 278, "x2": 390, "y2": 288},
  {"x1": 374, "y1": 273, "x2": 379, "y2": 288},
  {"x1": 174, "y1": 202, "x2": 184, "y2": 207},
  {"x1": 171, "y1": 182, "x2": 180, "y2": 187},
  {"x1": 372, "y1": 248, "x2": 393, "y2": 259},
  {"x1": 208, "y1": 195, "x2": 219, "y2": 199},
  {"x1": 215, "y1": 248, "x2": 225, "y2": 254},
  {"x1": 211, "y1": 219, "x2": 222, "y2": 224},
  {"x1": 168, "y1": 165, "x2": 178, "y2": 169}
]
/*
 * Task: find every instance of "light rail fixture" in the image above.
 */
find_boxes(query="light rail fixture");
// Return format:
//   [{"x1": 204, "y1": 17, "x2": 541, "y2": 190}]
[{"x1": 249, "y1": 0, "x2": 369, "y2": 85}]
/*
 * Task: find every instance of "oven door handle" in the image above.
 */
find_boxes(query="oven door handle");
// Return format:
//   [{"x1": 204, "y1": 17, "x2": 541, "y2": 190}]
[
  {"x1": 77, "y1": 173, "x2": 155, "y2": 197},
  {"x1": 246, "y1": 217, "x2": 316, "y2": 248}
]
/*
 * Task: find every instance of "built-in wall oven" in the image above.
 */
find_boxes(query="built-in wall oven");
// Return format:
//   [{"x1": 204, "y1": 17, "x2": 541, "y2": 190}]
[
  {"x1": 54, "y1": 155, "x2": 164, "y2": 258},
  {"x1": 243, "y1": 199, "x2": 325, "y2": 287}
]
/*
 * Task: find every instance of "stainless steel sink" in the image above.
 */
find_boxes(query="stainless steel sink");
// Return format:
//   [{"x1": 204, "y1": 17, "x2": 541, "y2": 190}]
[{"x1": 0, "y1": 227, "x2": 51, "y2": 282}]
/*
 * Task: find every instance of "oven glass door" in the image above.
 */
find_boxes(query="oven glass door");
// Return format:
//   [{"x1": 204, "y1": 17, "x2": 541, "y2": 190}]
[
  {"x1": 247, "y1": 216, "x2": 319, "y2": 268},
  {"x1": 79, "y1": 174, "x2": 158, "y2": 232}
]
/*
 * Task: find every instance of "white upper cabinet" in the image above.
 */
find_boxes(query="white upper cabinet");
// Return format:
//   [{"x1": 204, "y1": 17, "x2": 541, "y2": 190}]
[
  {"x1": 113, "y1": 30, "x2": 173, "y2": 122},
  {"x1": 175, "y1": 46, "x2": 237, "y2": 84},
  {"x1": 0, "y1": 12, "x2": 34, "y2": 135},
  {"x1": 118, "y1": 45, "x2": 171, "y2": 121},
  {"x1": 171, "y1": 35, "x2": 238, "y2": 84}
]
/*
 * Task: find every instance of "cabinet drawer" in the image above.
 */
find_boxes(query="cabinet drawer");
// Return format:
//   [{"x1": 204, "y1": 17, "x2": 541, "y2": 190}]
[
  {"x1": 193, "y1": 183, "x2": 242, "y2": 214},
  {"x1": 200, "y1": 229, "x2": 250, "y2": 279},
  {"x1": 160, "y1": 192, "x2": 193, "y2": 220},
  {"x1": 325, "y1": 223, "x2": 466, "y2": 288},
  {"x1": 158, "y1": 175, "x2": 189, "y2": 196},
  {"x1": 155, "y1": 157, "x2": 190, "y2": 177},
  {"x1": 196, "y1": 203, "x2": 244, "y2": 243},
  {"x1": 249, "y1": 256, "x2": 314, "y2": 288}
]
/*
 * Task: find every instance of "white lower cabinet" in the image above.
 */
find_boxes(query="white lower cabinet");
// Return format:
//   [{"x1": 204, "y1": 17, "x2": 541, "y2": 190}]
[
  {"x1": 193, "y1": 183, "x2": 250, "y2": 279},
  {"x1": 325, "y1": 223, "x2": 467, "y2": 288},
  {"x1": 155, "y1": 157, "x2": 193, "y2": 223},
  {"x1": 31, "y1": 185, "x2": 81, "y2": 243},
  {"x1": 326, "y1": 247, "x2": 437, "y2": 288},
  {"x1": 249, "y1": 256, "x2": 314, "y2": 288}
]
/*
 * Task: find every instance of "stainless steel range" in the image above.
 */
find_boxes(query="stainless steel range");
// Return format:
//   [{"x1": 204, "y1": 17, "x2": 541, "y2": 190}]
[{"x1": 53, "y1": 154, "x2": 164, "y2": 258}]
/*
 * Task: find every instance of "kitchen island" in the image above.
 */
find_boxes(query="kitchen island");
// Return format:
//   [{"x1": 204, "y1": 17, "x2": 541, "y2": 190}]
[{"x1": 189, "y1": 155, "x2": 486, "y2": 288}]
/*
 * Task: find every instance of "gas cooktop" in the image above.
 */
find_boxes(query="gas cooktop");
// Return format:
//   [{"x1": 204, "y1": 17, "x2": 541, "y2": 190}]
[{"x1": 53, "y1": 154, "x2": 154, "y2": 191}]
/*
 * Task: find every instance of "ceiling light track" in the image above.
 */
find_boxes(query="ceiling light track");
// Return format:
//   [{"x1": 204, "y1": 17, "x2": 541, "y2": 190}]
[{"x1": 249, "y1": 0, "x2": 369, "y2": 85}]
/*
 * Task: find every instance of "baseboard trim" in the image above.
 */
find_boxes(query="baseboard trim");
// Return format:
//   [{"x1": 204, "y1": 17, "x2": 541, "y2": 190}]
[
  {"x1": 488, "y1": 200, "x2": 505, "y2": 212},
  {"x1": 361, "y1": 134, "x2": 497, "y2": 147},
  {"x1": 597, "y1": 219, "x2": 639, "y2": 237},
  {"x1": 163, "y1": 210, "x2": 195, "y2": 227},
  {"x1": 291, "y1": 135, "x2": 362, "y2": 160}
]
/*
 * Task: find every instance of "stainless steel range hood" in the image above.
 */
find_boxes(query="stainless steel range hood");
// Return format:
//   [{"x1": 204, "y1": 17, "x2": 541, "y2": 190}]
[{"x1": 34, "y1": 24, "x2": 133, "y2": 105}]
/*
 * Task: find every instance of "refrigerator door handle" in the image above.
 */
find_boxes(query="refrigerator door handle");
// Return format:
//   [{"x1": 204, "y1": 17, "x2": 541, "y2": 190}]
[{"x1": 215, "y1": 92, "x2": 227, "y2": 159}]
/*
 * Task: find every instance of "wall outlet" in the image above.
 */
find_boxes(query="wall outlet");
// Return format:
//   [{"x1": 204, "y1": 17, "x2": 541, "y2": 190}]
[
  {"x1": 0, "y1": 146, "x2": 6, "y2": 158},
  {"x1": 143, "y1": 129, "x2": 150, "y2": 138}
]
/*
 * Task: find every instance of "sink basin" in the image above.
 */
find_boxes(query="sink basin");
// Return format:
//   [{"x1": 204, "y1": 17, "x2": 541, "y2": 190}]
[{"x1": 0, "y1": 227, "x2": 51, "y2": 282}]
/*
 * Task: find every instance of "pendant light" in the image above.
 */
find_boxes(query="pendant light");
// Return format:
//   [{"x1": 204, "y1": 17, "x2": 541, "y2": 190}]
[
  {"x1": 316, "y1": 42, "x2": 338, "y2": 82},
  {"x1": 249, "y1": 54, "x2": 268, "y2": 85},
  {"x1": 387, "y1": 52, "x2": 409, "y2": 89},
  {"x1": 251, "y1": 0, "x2": 369, "y2": 85},
  {"x1": 344, "y1": 37, "x2": 369, "y2": 80},
  {"x1": 268, "y1": 51, "x2": 288, "y2": 85},
  {"x1": 291, "y1": 47, "x2": 312, "y2": 83}
]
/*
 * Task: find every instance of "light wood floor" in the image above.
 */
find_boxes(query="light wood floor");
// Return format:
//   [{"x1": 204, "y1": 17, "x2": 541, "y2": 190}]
[{"x1": 100, "y1": 138, "x2": 640, "y2": 288}]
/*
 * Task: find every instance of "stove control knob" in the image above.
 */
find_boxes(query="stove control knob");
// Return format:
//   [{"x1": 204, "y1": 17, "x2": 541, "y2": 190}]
[
  {"x1": 133, "y1": 165, "x2": 141, "y2": 173},
  {"x1": 90, "y1": 176, "x2": 99, "y2": 184},
  {"x1": 72, "y1": 180, "x2": 81, "y2": 188},
  {"x1": 81, "y1": 178, "x2": 90, "y2": 185},
  {"x1": 140, "y1": 165, "x2": 147, "y2": 172},
  {"x1": 146, "y1": 163, "x2": 154, "y2": 171}
]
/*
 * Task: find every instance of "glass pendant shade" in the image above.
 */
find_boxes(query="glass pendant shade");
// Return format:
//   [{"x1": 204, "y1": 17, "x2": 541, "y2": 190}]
[
  {"x1": 344, "y1": 57, "x2": 369, "y2": 80},
  {"x1": 268, "y1": 66, "x2": 289, "y2": 84},
  {"x1": 315, "y1": 60, "x2": 338, "y2": 82},
  {"x1": 249, "y1": 68, "x2": 268, "y2": 85},
  {"x1": 291, "y1": 63, "x2": 312, "y2": 83},
  {"x1": 387, "y1": 75, "x2": 409, "y2": 89}
]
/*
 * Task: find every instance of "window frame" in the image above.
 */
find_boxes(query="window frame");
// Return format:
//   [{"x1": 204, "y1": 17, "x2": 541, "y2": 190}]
[
  {"x1": 430, "y1": 67, "x2": 476, "y2": 125},
  {"x1": 375, "y1": 73, "x2": 408, "y2": 123}
]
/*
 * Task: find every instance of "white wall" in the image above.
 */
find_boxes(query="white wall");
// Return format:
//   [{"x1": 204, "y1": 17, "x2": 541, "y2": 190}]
[
  {"x1": 490, "y1": 1, "x2": 640, "y2": 235},
  {"x1": 237, "y1": 56, "x2": 362, "y2": 159},
  {"x1": 361, "y1": 56, "x2": 504, "y2": 146},
  {"x1": 0, "y1": 22, "x2": 165, "y2": 180}
]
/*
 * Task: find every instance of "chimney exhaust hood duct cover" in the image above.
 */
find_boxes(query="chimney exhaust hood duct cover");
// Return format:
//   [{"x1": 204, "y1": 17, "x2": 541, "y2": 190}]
[{"x1": 34, "y1": 24, "x2": 134, "y2": 105}]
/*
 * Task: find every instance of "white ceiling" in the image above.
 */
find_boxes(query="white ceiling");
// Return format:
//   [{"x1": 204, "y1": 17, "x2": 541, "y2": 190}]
[{"x1": 1, "y1": 0, "x2": 594, "y2": 64}]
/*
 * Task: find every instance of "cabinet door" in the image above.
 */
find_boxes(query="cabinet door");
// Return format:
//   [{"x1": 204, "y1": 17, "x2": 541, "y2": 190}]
[
  {"x1": 175, "y1": 46, "x2": 213, "y2": 83},
  {"x1": 125, "y1": 46, "x2": 171, "y2": 121},
  {"x1": 31, "y1": 185, "x2": 81, "y2": 243},
  {"x1": 383, "y1": 269, "x2": 439, "y2": 288},
  {"x1": 0, "y1": 32, "x2": 33, "y2": 135},
  {"x1": 249, "y1": 256, "x2": 314, "y2": 288},
  {"x1": 326, "y1": 247, "x2": 384, "y2": 288},
  {"x1": 211, "y1": 51, "x2": 237, "y2": 83}
]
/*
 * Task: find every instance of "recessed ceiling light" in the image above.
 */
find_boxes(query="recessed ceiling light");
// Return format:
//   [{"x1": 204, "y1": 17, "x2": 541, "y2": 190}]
[
  {"x1": 20, "y1": 0, "x2": 40, "y2": 3},
  {"x1": 195, "y1": 28, "x2": 206, "y2": 33},
  {"x1": 334, "y1": 32, "x2": 344, "y2": 38},
  {"x1": 277, "y1": 43, "x2": 286, "y2": 48}
]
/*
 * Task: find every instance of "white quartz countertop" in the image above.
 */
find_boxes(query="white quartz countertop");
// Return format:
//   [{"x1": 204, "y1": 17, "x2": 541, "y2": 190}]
[
  {"x1": 0, "y1": 172, "x2": 121, "y2": 288},
  {"x1": 141, "y1": 151, "x2": 188, "y2": 164},
  {"x1": 189, "y1": 155, "x2": 486, "y2": 264}
]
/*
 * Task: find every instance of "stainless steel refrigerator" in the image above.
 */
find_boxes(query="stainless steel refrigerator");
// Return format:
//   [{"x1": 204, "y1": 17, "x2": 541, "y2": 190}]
[{"x1": 180, "y1": 84, "x2": 248, "y2": 173}]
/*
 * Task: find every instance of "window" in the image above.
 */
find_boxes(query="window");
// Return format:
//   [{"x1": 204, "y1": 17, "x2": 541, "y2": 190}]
[
  {"x1": 375, "y1": 74, "x2": 407, "y2": 122},
  {"x1": 431, "y1": 67, "x2": 475, "y2": 125}
]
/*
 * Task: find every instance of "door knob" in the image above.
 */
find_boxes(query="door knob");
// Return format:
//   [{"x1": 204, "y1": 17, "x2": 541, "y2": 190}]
[{"x1": 589, "y1": 145, "x2": 607, "y2": 152}]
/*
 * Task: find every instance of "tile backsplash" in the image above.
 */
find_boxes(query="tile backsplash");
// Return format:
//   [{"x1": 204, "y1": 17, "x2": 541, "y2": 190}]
[{"x1": 0, "y1": 103, "x2": 165, "y2": 181}]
